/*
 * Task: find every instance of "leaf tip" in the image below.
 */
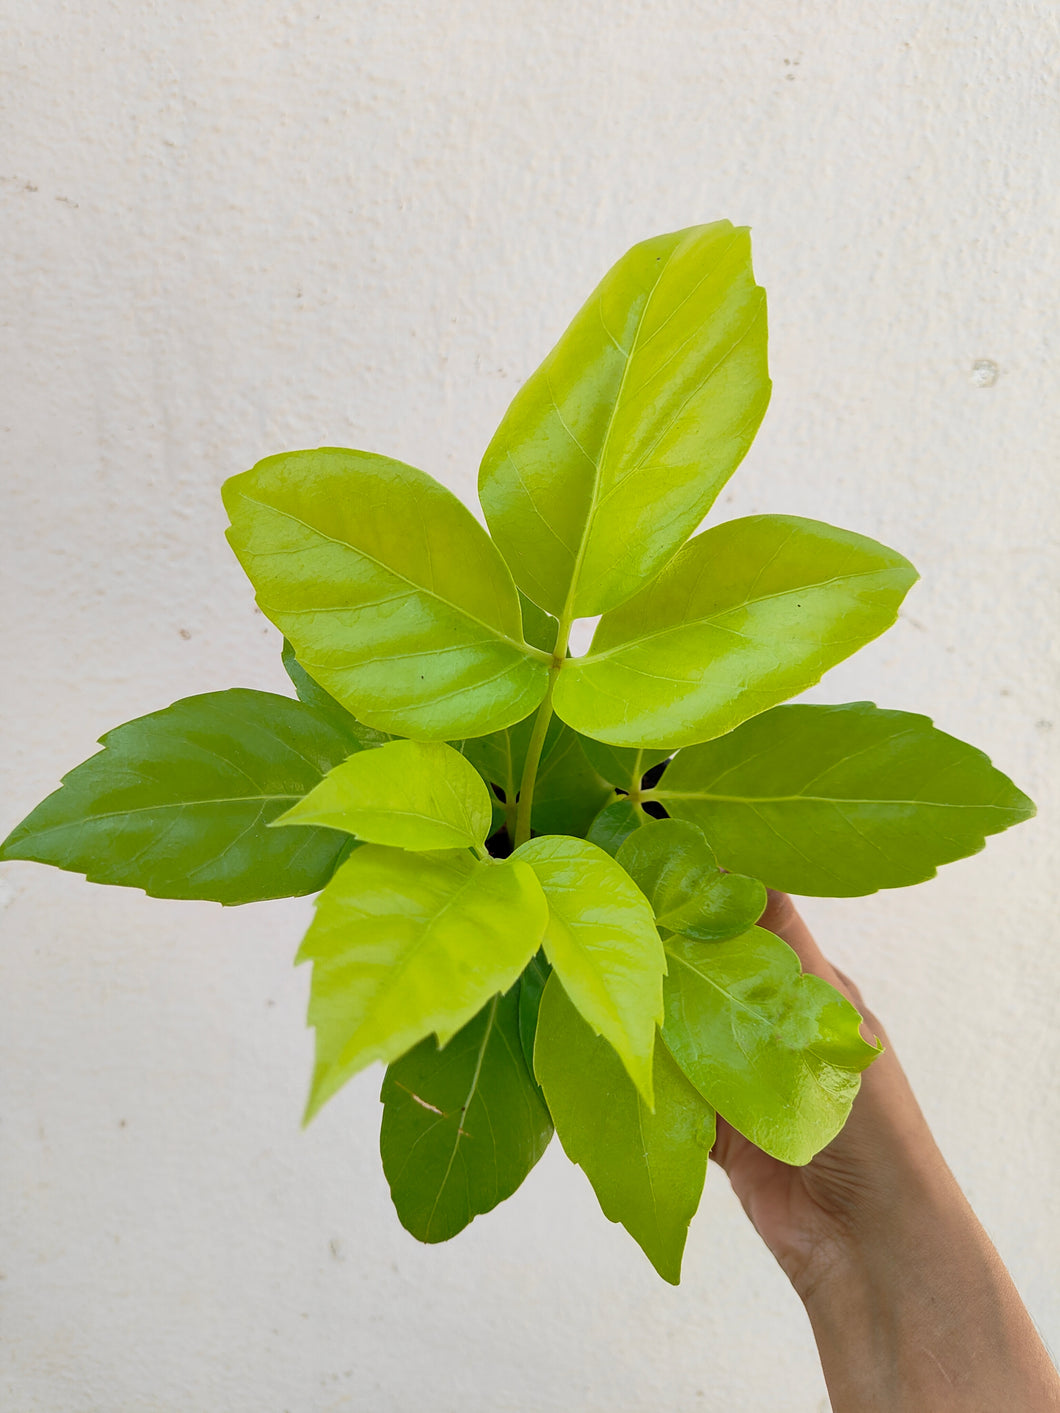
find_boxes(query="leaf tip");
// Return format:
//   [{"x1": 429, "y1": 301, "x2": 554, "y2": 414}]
[{"x1": 302, "y1": 1070, "x2": 332, "y2": 1127}]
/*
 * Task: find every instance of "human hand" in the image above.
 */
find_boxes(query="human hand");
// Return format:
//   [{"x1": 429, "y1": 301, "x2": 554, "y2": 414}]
[
  {"x1": 711, "y1": 891, "x2": 1060, "y2": 1411},
  {"x1": 710, "y1": 889, "x2": 932, "y2": 1301}
]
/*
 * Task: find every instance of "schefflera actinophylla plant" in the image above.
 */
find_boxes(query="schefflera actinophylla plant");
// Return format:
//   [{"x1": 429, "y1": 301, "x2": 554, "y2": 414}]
[{"x1": 1, "y1": 222, "x2": 1034, "y2": 1284}]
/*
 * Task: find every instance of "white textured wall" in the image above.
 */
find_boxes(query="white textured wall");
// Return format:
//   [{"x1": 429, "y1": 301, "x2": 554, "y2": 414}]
[{"x1": 2, "y1": 4, "x2": 1058, "y2": 1408}]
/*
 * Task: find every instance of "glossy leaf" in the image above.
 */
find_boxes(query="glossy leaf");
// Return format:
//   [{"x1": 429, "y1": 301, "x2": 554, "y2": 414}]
[
  {"x1": 585, "y1": 798, "x2": 644, "y2": 857},
  {"x1": 298, "y1": 846, "x2": 548, "y2": 1119},
  {"x1": 513, "y1": 836, "x2": 665, "y2": 1105},
  {"x1": 535, "y1": 973, "x2": 714, "y2": 1284},
  {"x1": 616, "y1": 819, "x2": 766, "y2": 941},
  {"x1": 223, "y1": 448, "x2": 550, "y2": 740},
  {"x1": 479, "y1": 222, "x2": 770, "y2": 618},
  {"x1": 273, "y1": 739, "x2": 493, "y2": 851},
  {"x1": 517, "y1": 951, "x2": 551, "y2": 1076},
  {"x1": 578, "y1": 738, "x2": 672, "y2": 792},
  {"x1": 657, "y1": 702, "x2": 1036, "y2": 896},
  {"x1": 282, "y1": 638, "x2": 390, "y2": 749},
  {"x1": 554, "y1": 516, "x2": 918, "y2": 748},
  {"x1": 380, "y1": 986, "x2": 553, "y2": 1243},
  {"x1": 663, "y1": 928, "x2": 880, "y2": 1164},
  {"x1": 0, "y1": 690, "x2": 354, "y2": 904}
]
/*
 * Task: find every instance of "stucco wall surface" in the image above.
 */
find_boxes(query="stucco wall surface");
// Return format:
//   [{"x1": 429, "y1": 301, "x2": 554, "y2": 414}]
[{"x1": 1, "y1": 3, "x2": 1058, "y2": 1409}]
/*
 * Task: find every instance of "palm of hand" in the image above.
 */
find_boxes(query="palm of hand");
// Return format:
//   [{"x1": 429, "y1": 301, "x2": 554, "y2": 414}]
[
  {"x1": 712, "y1": 892, "x2": 914, "y2": 1299},
  {"x1": 712, "y1": 1112, "x2": 883, "y2": 1299}
]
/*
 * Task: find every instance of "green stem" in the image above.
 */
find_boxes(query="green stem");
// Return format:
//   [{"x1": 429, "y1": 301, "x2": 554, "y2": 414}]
[{"x1": 513, "y1": 616, "x2": 571, "y2": 848}]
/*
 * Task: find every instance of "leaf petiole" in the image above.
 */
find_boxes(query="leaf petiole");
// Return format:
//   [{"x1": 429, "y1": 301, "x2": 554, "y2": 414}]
[{"x1": 512, "y1": 616, "x2": 572, "y2": 847}]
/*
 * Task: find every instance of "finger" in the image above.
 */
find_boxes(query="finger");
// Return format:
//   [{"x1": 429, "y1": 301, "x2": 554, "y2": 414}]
[
  {"x1": 710, "y1": 1113, "x2": 737, "y2": 1171},
  {"x1": 833, "y1": 963, "x2": 889, "y2": 1049},
  {"x1": 757, "y1": 890, "x2": 845, "y2": 990},
  {"x1": 832, "y1": 963, "x2": 869, "y2": 1011}
]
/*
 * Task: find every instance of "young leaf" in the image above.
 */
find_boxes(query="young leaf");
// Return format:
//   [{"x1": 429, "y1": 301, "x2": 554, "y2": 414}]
[
  {"x1": 479, "y1": 222, "x2": 770, "y2": 619},
  {"x1": 578, "y1": 738, "x2": 672, "y2": 793},
  {"x1": 657, "y1": 702, "x2": 1036, "y2": 896},
  {"x1": 534, "y1": 973, "x2": 714, "y2": 1284},
  {"x1": 379, "y1": 986, "x2": 553, "y2": 1244},
  {"x1": 662, "y1": 928, "x2": 880, "y2": 1165},
  {"x1": 272, "y1": 740, "x2": 493, "y2": 852},
  {"x1": 298, "y1": 846, "x2": 548, "y2": 1119},
  {"x1": 585, "y1": 798, "x2": 644, "y2": 857},
  {"x1": 282, "y1": 638, "x2": 390, "y2": 749},
  {"x1": 616, "y1": 819, "x2": 766, "y2": 942},
  {"x1": 554, "y1": 516, "x2": 918, "y2": 748},
  {"x1": 0, "y1": 690, "x2": 355, "y2": 905},
  {"x1": 223, "y1": 448, "x2": 550, "y2": 740},
  {"x1": 513, "y1": 836, "x2": 665, "y2": 1106}
]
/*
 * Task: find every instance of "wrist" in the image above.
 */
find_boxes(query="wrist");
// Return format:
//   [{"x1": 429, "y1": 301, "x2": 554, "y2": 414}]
[{"x1": 801, "y1": 1168, "x2": 1060, "y2": 1411}]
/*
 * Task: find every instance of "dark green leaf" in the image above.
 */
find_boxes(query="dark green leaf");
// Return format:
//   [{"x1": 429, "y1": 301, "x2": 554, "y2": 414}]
[
  {"x1": 535, "y1": 973, "x2": 714, "y2": 1284},
  {"x1": 282, "y1": 638, "x2": 390, "y2": 749},
  {"x1": 657, "y1": 702, "x2": 1036, "y2": 895},
  {"x1": 578, "y1": 738, "x2": 673, "y2": 792},
  {"x1": 380, "y1": 986, "x2": 553, "y2": 1243},
  {"x1": 585, "y1": 798, "x2": 644, "y2": 857},
  {"x1": 298, "y1": 845, "x2": 548, "y2": 1119},
  {"x1": 531, "y1": 731, "x2": 612, "y2": 837},
  {"x1": 517, "y1": 951, "x2": 551, "y2": 1075},
  {"x1": 223, "y1": 448, "x2": 550, "y2": 740},
  {"x1": 0, "y1": 690, "x2": 355, "y2": 904},
  {"x1": 663, "y1": 928, "x2": 880, "y2": 1164},
  {"x1": 554, "y1": 516, "x2": 918, "y2": 748},
  {"x1": 616, "y1": 818, "x2": 766, "y2": 941},
  {"x1": 486, "y1": 790, "x2": 506, "y2": 841},
  {"x1": 459, "y1": 712, "x2": 565, "y2": 805},
  {"x1": 479, "y1": 222, "x2": 770, "y2": 618},
  {"x1": 460, "y1": 716, "x2": 609, "y2": 838}
]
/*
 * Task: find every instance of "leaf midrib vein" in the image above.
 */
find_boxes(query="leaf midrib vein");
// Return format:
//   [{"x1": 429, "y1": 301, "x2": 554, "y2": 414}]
[
  {"x1": 426, "y1": 995, "x2": 500, "y2": 1236},
  {"x1": 12, "y1": 794, "x2": 306, "y2": 842},
  {"x1": 560, "y1": 237, "x2": 686, "y2": 618},
  {"x1": 657, "y1": 791, "x2": 1019, "y2": 811},
  {"x1": 583, "y1": 567, "x2": 905, "y2": 663},
  {"x1": 237, "y1": 492, "x2": 546, "y2": 661}
]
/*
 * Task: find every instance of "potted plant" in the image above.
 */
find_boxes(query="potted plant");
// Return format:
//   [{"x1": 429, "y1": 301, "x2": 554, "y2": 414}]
[{"x1": 1, "y1": 221, "x2": 1033, "y2": 1283}]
